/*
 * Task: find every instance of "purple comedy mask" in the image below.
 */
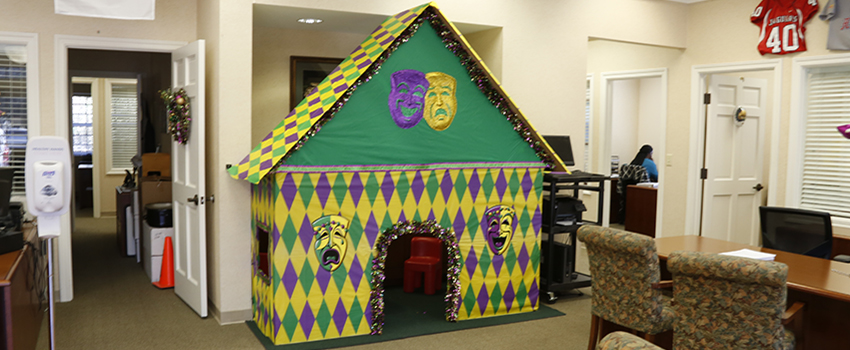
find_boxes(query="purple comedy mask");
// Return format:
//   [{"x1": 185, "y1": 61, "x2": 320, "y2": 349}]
[
  {"x1": 389, "y1": 70, "x2": 428, "y2": 129},
  {"x1": 482, "y1": 206, "x2": 517, "y2": 255}
]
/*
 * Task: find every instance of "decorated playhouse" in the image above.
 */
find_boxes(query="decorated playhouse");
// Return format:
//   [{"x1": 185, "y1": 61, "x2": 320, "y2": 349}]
[{"x1": 228, "y1": 3, "x2": 568, "y2": 345}]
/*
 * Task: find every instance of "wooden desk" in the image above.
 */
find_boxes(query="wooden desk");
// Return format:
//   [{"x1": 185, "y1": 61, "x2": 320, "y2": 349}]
[
  {"x1": 655, "y1": 235, "x2": 850, "y2": 349},
  {"x1": 624, "y1": 185, "x2": 656, "y2": 237},
  {"x1": 0, "y1": 225, "x2": 43, "y2": 350}
]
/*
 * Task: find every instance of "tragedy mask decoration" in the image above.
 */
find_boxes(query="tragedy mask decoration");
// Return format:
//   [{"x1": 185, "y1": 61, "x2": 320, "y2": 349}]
[
  {"x1": 388, "y1": 70, "x2": 428, "y2": 129},
  {"x1": 483, "y1": 206, "x2": 517, "y2": 255},
  {"x1": 423, "y1": 72, "x2": 457, "y2": 131},
  {"x1": 312, "y1": 215, "x2": 350, "y2": 272}
]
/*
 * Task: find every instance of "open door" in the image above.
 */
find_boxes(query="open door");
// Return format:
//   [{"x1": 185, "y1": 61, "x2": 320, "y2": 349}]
[{"x1": 171, "y1": 40, "x2": 207, "y2": 317}]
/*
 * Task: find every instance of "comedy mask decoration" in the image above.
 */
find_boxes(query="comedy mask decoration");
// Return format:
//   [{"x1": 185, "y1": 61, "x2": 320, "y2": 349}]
[
  {"x1": 312, "y1": 215, "x2": 350, "y2": 272},
  {"x1": 483, "y1": 206, "x2": 517, "y2": 255},
  {"x1": 424, "y1": 72, "x2": 457, "y2": 131},
  {"x1": 389, "y1": 70, "x2": 428, "y2": 129}
]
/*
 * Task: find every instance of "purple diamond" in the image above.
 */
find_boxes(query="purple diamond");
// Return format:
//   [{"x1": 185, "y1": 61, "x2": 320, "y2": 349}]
[
  {"x1": 364, "y1": 213, "x2": 379, "y2": 247},
  {"x1": 262, "y1": 144, "x2": 273, "y2": 153},
  {"x1": 300, "y1": 304, "x2": 315, "y2": 338},
  {"x1": 517, "y1": 245, "x2": 530, "y2": 274},
  {"x1": 331, "y1": 72, "x2": 344, "y2": 83},
  {"x1": 333, "y1": 300, "x2": 348, "y2": 335},
  {"x1": 465, "y1": 249, "x2": 478, "y2": 278},
  {"x1": 397, "y1": 211, "x2": 407, "y2": 225},
  {"x1": 356, "y1": 59, "x2": 372, "y2": 70},
  {"x1": 440, "y1": 171, "x2": 454, "y2": 202},
  {"x1": 299, "y1": 216, "x2": 315, "y2": 254},
  {"x1": 399, "y1": 12, "x2": 416, "y2": 22},
  {"x1": 521, "y1": 171, "x2": 533, "y2": 199},
  {"x1": 309, "y1": 108, "x2": 324, "y2": 119},
  {"x1": 316, "y1": 267, "x2": 331, "y2": 294},
  {"x1": 333, "y1": 83, "x2": 348, "y2": 94},
  {"x1": 379, "y1": 36, "x2": 394, "y2": 46},
  {"x1": 427, "y1": 209, "x2": 436, "y2": 222},
  {"x1": 477, "y1": 285, "x2": 490, "y2": 314},
  {"x1": 283, "y1": 261, "x2": 298, "y2": 297},
  {"x1": 532, "y1": 207, "x2": 542, "y2": 238},
  {"x1": 529, "y1": 279, "x2": 539, "y2": 308},
  {"x1": 281, "y1": 173, "x2": 298, "y2": 208},
  {"x1": 504, "y1": 281, "x2": 515, "y2": 312},
  {"x1": 364, "y1": 300, "x2": 373, "y2": 325},
  {"x1": 285, "y1": 120, "x2": 297, "y2": 129},
  {"x1": 353, "y1": 52, "x2": 366, "y2": 61},
  {"x1": 348, "y1": 173, "x2": 364, "y2": 205},
  {"x1": 492, "y1": 254, "x2": 504, "y2": 277},
  {"x1": 453, "y1": 210, "x2": 466, "y2": 242},
  {"x1": 274, "y1": 310, "x2": 282, "y2": 338},
  {"x1": 348, "y1": 256, "x2": 363, "y2": 291},
  {"x1": 380, "y1": 171, "x2": 395, "y2": 206},
  {"x1": 468, "y1": 171, "x2": 481, "y2": 200},
  {"x1": 410, "y1": 171, "x2": 425, "y2": 204},
  {"x1": 316, "y1": 173, "x2": 331, "y2": 208},
  {"x1": 495, "y1": 169, "x2": 508, "y2": 201},
  {"x1": 259, "y1": 159, "x2": 273, "y2": 171},
  {"x1": 285, "y1": 133, "x2": 299, "y2": 144},
  {"x1": 272, "y1": 223, "x2": 281, "y2": 251}
]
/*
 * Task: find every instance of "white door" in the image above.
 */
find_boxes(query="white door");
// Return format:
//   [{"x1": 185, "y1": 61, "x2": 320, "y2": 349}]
[
  {"x1": 171, "y1": 40, "x2": 207, "y2": 317},
  {"x1": 701, "y1": 74, "x2": 767, "y2": 245}
]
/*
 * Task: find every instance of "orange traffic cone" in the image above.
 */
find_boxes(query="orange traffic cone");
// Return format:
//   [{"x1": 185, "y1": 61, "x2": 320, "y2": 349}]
[{"x1": 153, "y1": 236, "x2": 175, "y2": 289}]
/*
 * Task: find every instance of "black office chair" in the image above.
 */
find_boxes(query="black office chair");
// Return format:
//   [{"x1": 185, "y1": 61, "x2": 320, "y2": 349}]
[{"x1": 759, "y1": 206, "x2": 833, "y2": 259}]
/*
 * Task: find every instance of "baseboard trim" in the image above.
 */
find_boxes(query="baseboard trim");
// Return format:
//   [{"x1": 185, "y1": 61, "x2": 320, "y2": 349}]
[{"x1": 210, "y1": 302, "x2": 252, "y2": 325}]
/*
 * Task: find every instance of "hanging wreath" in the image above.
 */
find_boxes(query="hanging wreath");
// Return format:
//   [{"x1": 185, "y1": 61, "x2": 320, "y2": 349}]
[{"x1": 160, "y1": 88, "x2": 191, "y2": 144}]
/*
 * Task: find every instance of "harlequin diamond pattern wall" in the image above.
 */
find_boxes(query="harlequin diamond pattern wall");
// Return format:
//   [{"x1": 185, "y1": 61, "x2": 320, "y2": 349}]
[{"x1": 251, "y1": 167, "x2": 543, "y2": 344}]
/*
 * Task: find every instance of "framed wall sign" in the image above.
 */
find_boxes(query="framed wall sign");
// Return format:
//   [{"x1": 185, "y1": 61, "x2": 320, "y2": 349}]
[{"x1": 289, "y1": 56, "x2": 343, "y2": 109}]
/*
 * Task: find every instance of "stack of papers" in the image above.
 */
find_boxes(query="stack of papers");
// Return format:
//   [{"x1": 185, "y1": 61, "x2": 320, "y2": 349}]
[{"x1": 719, "y1": 249, "x2": 776, "y2": 261}]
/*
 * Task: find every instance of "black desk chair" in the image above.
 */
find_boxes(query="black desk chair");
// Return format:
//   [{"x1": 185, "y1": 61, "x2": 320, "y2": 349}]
[{"x1": 759, "y1": 206, "x2": 833, "y2": 259}]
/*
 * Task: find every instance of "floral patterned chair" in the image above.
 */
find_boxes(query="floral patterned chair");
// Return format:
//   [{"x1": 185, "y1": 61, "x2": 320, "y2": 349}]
[
  {"x1": 667, "y1": 251, "x2": 805, "y2": 350},
  {"x1": 577, "y1": 226, "x2": 674, "y2": 350},
  {"x1": 597, "y1": 331, "x2": 663, "y2": 350}
]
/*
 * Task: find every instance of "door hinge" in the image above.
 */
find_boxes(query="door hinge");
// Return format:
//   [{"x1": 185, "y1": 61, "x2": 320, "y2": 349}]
[
  {"x1": 703, "y1": 93, "x2": 711, "y2": 104},
  {"x1": 700, "y1": 168, "x2": 708, "y2": 179}
]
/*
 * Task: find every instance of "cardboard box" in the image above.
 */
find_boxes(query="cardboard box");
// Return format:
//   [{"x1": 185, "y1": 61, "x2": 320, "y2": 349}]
[{"x1": 140, "y1": 176, "x2": 171, "y2": 208}]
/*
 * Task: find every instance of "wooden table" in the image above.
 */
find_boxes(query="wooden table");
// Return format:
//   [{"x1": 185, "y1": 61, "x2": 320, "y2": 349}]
[
  {"x1": 1, "y1": 225, "x2": 42, "y2": 350},
  {"x1": 655, "y1": 235, "x2": 850, "y2": 350}
]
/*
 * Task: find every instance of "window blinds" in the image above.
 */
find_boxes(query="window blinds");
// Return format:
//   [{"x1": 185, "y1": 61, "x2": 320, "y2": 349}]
[
  {"x1": 802, "y1": 67, "x2": 850, "y2": 219},
  {"x1": 108, "y1": 82, "x2": 138, "y2": 172},
  {"x1": 0, "y1": 48, "x2": 27, "y2": 194}
]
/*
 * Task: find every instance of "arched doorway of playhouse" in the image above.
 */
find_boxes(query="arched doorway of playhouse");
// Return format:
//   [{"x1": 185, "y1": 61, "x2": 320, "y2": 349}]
[{"x1": 368, "y1": 220, "x2": 462, "y2": 334}]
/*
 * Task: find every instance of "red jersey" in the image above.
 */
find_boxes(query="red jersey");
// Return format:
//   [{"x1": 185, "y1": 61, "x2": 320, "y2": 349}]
[{"x1": 752, "y1": 0, "x2": 819, "y2": 55}]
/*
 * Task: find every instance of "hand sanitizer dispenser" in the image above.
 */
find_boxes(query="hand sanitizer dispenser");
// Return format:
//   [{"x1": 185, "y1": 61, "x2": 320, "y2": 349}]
[{"x1": 25, "y1": 137, "x2": 72, "y2": 238}]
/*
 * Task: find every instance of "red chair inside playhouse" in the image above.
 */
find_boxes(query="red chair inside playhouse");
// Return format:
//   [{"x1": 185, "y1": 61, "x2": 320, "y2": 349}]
[{"x1": 404, "y1": 236, "x2": 443, "y2": 295}]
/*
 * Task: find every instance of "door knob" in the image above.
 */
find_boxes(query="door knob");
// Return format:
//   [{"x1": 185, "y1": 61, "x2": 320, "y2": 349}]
[
  {"x1": 187, "y1": 194, "x2": 199, "y2": 205},
  {"x1": 753, "y1": 183, "x2": 764, "y2": 191}
]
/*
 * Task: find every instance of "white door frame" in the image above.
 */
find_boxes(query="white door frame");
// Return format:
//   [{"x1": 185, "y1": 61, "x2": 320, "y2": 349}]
[
  {"x1": 686, "y1": 60, "x2": 782, "y2": 237},
  {"x1": 599, "y1": 68, "x2": 667, "y2": 237},
  {"x1": 54, "y1": 35, "x2": 187, "y2": 302}
]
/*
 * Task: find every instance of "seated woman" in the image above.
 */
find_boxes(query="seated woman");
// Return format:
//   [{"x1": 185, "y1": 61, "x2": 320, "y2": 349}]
[
  {"x1": 630, "y1": 144, "x2": 657, "y2": 182},
  {"x1": 616, "y1": 145, "x2": 656, "y2": 223}
]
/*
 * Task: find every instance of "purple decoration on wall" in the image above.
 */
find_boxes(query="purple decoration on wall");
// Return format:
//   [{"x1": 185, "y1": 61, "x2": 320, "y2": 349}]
[
  {"x1": 477, "y1": 284, "x2": 490, "y2": 314},
  {"x1": 504, "y1": 281, "x2": 515, "y2": 312},
  {"x1": 517, "y1": 245, "x2": 530, "y2": 274},
  {"x1": 348, "y1": 173, "x2": 364, "y2": 205},
  {"x1": 467, "y1": 171, "x2": 481, "y2": 200},
  {"x1": 281, "y1": 173, "x2": 298, "y2": 208},
  {"x1": 452, "y1": 210, "x2": 466, "y2": 242},
  {"x1": 532, "y1": 207, "x2": 542, "y2": 237},
  {"x1": 410, "y1": 171, "x2": 425, "y2": 204},
  {"x1": 299, "y1": 304, "x2": 316, "y2": 339},
  {"x1": 388, "y1": 69, "x2": 428, "y2": 129},
  {"x1": 333, "y1": 300, "x2": 348, "y2": 335},
  {"x1": 316, "y1": 266, "x2": 331, "y2": 294},
  {"x1": 465, "y1": 249, "x2": 478, "y2": 278},
  {"x1": 299, "y1": 216, "x2": 315, "y2": 254},
  {"x1": 427, "y1": 209, "x2": 436, "y2": 222},
  {"x1": 492, "y1": 254, "x2": 504, "y2": 276},
  {"x1": 273, "y1": 311, "x2": 282, "y2": 338},
  {"x1": 529, "y1": 279, "x2": 540, "y2": 307},
  {"x1": 315, "y1": 173, "x2": 332, "y2": 208},
  {"x1": 439, "y1": 171, "x2": 453, "y2": 202},
  {"x1": 521, "y1": 171, "x2": 533, "y2": 200},
  {"x1": 364, "y1": 213, "x2": 380, "y2": 247},
  {"x1": 348, "y1": 255, "x2": 364, "y2": 291},
  {"x1": 495, "y1": 169, "x2": 508, "y2": 201},
  {"x1": 283, "y1": 261, "x2": 298, "y2": 297},
  {"x1": 380, "y1": 171, "x2": 395, "y2": 205},
  {"x1": 272, "y1": 223, "x2": 281, "y2": 251}
]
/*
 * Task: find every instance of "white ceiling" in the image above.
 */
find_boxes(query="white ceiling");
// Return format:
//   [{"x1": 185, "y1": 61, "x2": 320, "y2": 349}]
[{"x1": 253, "y1": 4, "x2": 496, "y2": 35}]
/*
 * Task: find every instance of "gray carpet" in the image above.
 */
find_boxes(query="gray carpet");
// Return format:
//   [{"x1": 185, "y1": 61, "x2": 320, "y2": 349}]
[{"x1": 35, "y1": 213, "x2": 593, "y2": 349}]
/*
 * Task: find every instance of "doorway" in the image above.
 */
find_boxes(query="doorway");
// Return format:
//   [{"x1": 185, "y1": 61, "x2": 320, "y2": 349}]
[{"x1": 687, "y1": 60, "x2": 781, "y2": 242}]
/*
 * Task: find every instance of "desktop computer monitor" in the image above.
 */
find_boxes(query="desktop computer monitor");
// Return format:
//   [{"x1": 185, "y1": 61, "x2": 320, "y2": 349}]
[{"x1": 543, "y1": 135, "x2": 575, "y2": 167}]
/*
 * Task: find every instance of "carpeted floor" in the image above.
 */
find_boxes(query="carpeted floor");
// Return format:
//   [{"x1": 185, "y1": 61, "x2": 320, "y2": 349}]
[{"x1": 35, "y1": 212, "x2": 594, "y2": 350}]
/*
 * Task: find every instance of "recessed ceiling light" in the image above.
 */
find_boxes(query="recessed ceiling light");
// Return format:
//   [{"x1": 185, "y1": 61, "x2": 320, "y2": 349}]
[{"x1": 297, "y1": 18, "x2": 323, "y2": 25}]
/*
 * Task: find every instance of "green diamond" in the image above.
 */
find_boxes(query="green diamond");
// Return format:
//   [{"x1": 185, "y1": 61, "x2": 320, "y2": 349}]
[
  {"x1": 396, "y1": 172, "x2": 410, "y2": 204},
  {"x1": 365, "y1": 173, "x2": 380, "y2": 206},
  {"x1": 332, "y1": 264, "x2": 348, "y2": 293},
  {"x1": 299, "y1": 263, "x2": 315, "y2": 295},
  {"x1": 515, "y1": 281, "x2": 528, "y2": 309},
  {"x1": 298, "y1": 176, "x2": 316, "y2": 207},
  {"x1": 465, "y1": 208, "x2": 479, "y2": 242},
  {"x1": 489, "y1": 282, "x2": 503, "y2": 313},
  {"x1": 481, "y1": 171, "x2": 494, "y2": 200},
  {"x1": 348, "y1": 215, "x2": 363, "y2": 247},
  {"x1": 333, "y1": 174, "x2": 348, "y2": 208},
  {"x1": 282, "y1": 304, "x2": 299, "y2": 340},
  {"x1": 462, "y1": 286, "x2": 477, "y2": 315},
  {"x1": 348, "y1": 297, "x2": 365, "y2": 331},
  {"x1": 425, "y1": 170, "x2": 440, "y2": 202},
  {"x1": 478, "y1": 248, "x2": 491, "y2": 279},
  {"x1": 453, "y1": 171, "x2": 468, "y2": 201},
  {"x1": 316, "y1": 301, "x2": 332, "y2": 336},
  {"x1": 281, "y1": 218, "x2": 298, "y2": 253}
]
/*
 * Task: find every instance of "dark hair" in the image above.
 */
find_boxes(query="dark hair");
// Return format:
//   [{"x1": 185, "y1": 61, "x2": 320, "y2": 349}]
[{"x1": 630, "y1": 145, "x2": 653, "y2": 165}]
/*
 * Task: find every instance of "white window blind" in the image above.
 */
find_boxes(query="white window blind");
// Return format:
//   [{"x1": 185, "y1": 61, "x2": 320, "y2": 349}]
[
  {"x1": 71, "y1": 95, "x2": 93, "y2": 155},
  {"x1": 106, "y1": 81, "x2": 138, "y2": 172},
  {"x1": 801, "y1": 67, "x2": 850, "y2": 219},
  {"x1": 585, "y1": 78, "x2": 590, "y2": 172},
  {"x1": 0, "y1": 45, "x2": 28, "y2": 194}
]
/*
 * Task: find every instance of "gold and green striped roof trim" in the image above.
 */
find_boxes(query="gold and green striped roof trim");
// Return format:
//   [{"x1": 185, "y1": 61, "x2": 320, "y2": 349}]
[{"x1": 228, "y1": 3, "x2": 430, "y2": 183}]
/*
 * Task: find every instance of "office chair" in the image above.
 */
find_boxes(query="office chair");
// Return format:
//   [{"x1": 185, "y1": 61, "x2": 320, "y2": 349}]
[
  {"x1": 668, "y1": 251, "x2": 804, "y2": 350},
  {"x1": 577, "y1": 226, "x2": 673, "y2": 350},
  {"x1": 617, "y1": 164, "x2": 650, "y2": 224},
  {"x1": 759, "y1": 206, "x2": 832, "y2": 259},
  {"x1": 596, "y1": 332, "x2": 663, "y2": 350}
]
